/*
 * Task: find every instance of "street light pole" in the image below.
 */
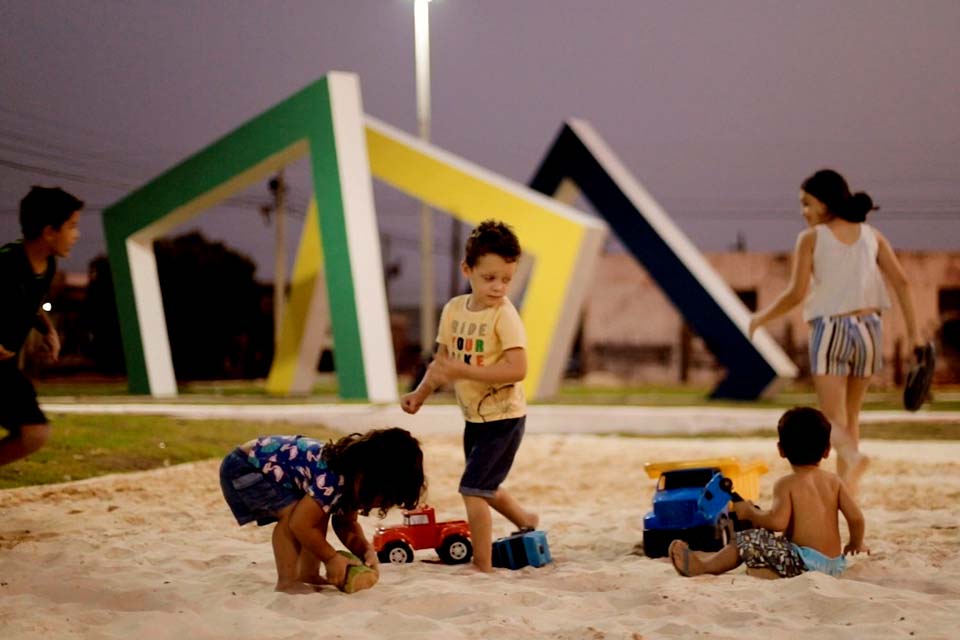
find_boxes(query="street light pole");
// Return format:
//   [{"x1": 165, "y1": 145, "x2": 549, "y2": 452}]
[
  {"x1": 269, "y1": 172, "x2": 287, "y2": 352},
  {"x1": 414, "y1": 0, "x2": 435, "y2": 363}
]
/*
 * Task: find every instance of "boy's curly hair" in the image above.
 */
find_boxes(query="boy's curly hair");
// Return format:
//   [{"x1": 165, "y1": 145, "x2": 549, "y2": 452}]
[
  {"x1": 777, "y1": 407, "x2": 832, "y2": 466},
  {"x1": 322, "y1": 427, "x2": 425, "y2": 517},
  {"x1": 464, "y1": 219, "x2": 521, "y2": 267}
]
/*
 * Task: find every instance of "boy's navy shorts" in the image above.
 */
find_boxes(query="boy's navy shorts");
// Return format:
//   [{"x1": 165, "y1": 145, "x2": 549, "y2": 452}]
[
  {"x1": 459, "y1": 416, "x2": 525, "y2": 498},
  {"x1": 0, "y1": 362, "x2": 47, "y2": 434},
  {"x1": 219, "y1": 448, "x2": 298, "y2": 526}
]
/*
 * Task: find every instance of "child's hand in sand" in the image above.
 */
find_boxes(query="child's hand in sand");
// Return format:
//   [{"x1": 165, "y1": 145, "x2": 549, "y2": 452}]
[
  {"x1": 323, "y1": 552, "x2": 358, "y2": 588},
  {"x1": 843, "y1": 540, "x2": 870, "y2": 556},
  {"x1": 362, "y1": 548, "x2": 380, "y2": 571}
]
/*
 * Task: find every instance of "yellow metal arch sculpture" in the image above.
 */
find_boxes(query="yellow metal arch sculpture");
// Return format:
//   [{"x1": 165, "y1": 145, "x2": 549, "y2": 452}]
[{"x1": 268, "y1": 115, "x2": 607, "y2": 399}]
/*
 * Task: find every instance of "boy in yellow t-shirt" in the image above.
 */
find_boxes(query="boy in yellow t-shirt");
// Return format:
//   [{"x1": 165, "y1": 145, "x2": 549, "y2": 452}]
[{"x1": 402, "y1": 219, "x2": 538, "y2": 572}]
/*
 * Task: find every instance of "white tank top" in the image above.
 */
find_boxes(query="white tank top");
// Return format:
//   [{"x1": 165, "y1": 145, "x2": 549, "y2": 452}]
[{"x1": 802, "y1": 223, "x2": 891, "y2": 321}]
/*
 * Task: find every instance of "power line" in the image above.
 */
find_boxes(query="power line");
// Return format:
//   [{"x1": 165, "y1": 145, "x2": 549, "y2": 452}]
[
  {"x1": 0, "y1": 156, "x2": 135, "y2": 188},
  {"x1": 2, "y1": 113, "x2": 958, "y2": 228}
]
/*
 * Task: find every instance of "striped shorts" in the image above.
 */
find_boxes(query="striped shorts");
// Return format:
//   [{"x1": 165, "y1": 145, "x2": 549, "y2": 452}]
[{"x1": 808, "y1": 313, "x2": 883, "y2": 377}]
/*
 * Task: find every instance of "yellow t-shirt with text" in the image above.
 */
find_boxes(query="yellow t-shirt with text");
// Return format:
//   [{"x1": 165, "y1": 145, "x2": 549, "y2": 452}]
[{"x1": 436, "y1": 294, "x2": 527, "y2": 423}]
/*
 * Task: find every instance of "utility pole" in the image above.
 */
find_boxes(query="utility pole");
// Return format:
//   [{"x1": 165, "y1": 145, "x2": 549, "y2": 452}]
[{"x1": 268, "y1": 172, "x2": 287, "y2": 351}]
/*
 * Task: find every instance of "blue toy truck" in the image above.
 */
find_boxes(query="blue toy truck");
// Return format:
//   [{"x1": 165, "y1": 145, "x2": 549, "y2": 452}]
[{"x1": 642, "y1": 466, "x2": 745, "y2": 558}]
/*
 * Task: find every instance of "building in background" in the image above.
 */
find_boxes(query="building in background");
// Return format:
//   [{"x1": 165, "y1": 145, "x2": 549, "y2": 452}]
[
  {"x1": 25, "y1": 248, "x2": 960, "y2": 390},
  {"x1": 582, "y1": 250, "x2": 960, "y2": 388}
]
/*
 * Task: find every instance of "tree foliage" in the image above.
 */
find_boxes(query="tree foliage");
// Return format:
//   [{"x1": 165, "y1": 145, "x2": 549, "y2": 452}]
[{"x1": 87, "y1": 231, "x2": 274, "y2": 380}]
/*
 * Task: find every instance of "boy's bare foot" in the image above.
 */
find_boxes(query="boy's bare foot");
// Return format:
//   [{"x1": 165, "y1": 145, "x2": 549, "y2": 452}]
[
  {"x1": 844, "y1": 452, "x2": 871, "y2": 497},
  {"x1": 470, "y1": 560, "x2": 495, "y2": 573},
  {"x1": 668, "y1": 540, "x2": 704, "y2": 577},
  {"x1": 512, "y1": 512, "x2": 540, "y2": 533}
]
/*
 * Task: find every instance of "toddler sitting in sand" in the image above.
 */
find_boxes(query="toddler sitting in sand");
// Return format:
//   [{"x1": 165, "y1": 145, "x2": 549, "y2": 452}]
[
  {"x1": 670, "y1": 407, "x2": 868, "y2": 579},
  {"x1": 219, "y1": 428, "x2": 425, "y2": 593}
]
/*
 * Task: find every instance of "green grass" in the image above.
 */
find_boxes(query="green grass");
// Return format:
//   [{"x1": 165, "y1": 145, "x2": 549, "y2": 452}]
[
  {"x1": 547, "y1": 381, "x2": 960, "y2": 411},
  {"x1": 607, "y1": 420, "x2": 960, "y2": 441},
  {"x1": 15, "y1": 376, "x2": 959, "y2": 490},
  {"x1": 33, "y1": 376, "x2": 343, "y2": 401},
  {"x1": 0, "y1": 414, "x2": 338, "y2": 490},
  {"x1": 860, "y1": 421, "x2": 960, "y2": 440},
  {"x1": 35, "y1": 377, "x2": 960, "y2": 411}
]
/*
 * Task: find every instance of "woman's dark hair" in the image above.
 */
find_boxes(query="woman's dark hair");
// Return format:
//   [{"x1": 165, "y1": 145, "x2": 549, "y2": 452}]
[
  {"x1": 322, "y1": 427, "x2": 425, "y2": 517},
  {"x1": 464, "y1": 219, "x2": 521, "y2": 267},
  {"x1": 20, "y1": 186, "x2": 84, "y2": 240},
  {"x1": 801, "y1": 169, "x2": 876, "y2": 223},
  {"x1": 777, "y1": 407, "x2": 832, "y2": 466}
]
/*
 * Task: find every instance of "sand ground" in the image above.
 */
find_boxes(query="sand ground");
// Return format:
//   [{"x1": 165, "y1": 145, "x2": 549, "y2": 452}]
[{"x1": 2, "y1": 424, "x2": 959, "y2": 639}]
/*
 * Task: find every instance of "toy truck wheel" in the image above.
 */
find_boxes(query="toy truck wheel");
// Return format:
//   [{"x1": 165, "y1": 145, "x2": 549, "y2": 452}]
[
  {"x1": 437, "y1": 535, "x2": 473, "y2": 564},
  {"x1": 378, "y1": 540, "x2": 414, "y2": 564},
  {"x1": 642, "y1": 529, "x2": 675, "y2": 558}
]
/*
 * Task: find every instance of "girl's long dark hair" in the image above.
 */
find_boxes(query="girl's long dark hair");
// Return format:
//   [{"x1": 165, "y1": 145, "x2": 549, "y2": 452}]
[
  {"x1": 322, "y1": 427, "x2": 425, "y2": 517},
  {"x1": 801, "y1": 169, "x2": 877, "y2": 223}
]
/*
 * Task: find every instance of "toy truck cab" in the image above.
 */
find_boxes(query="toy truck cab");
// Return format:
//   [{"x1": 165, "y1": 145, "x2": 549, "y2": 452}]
[
  {"x1": 373, "y1": 505, "x2": 473, "y2": 564},
  {"x1": 642, "y1": 467, "x2": 735, "y2": 558},
  {"x1": 641, "y1": 457, "x2": 768, "y2": 559}
]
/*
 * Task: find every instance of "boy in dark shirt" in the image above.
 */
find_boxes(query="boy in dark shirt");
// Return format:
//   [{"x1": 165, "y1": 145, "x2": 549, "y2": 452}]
[{"x1": 0, "y1": 186, "x2": 83, "y2": 466}]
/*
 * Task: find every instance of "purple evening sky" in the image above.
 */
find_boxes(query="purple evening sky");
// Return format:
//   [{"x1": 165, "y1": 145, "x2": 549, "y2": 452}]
[{"x1": 1, "y1": 0, "x2": 958, "y2": 304}]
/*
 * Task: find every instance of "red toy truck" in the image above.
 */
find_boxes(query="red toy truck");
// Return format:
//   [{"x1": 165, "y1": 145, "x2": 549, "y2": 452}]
[{"x1": 373, "y1": 505, "x2": 473, "y2": 564}]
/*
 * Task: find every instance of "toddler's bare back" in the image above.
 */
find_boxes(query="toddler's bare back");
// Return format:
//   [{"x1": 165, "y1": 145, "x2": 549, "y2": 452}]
[{"x1": 780, "y1": 467, "x2": 843, "y2": 557}]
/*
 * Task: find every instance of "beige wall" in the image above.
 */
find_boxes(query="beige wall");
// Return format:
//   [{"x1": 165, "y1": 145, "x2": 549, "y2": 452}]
[{"x1": 582, "y1": 250, "x2": 960, "y2": 386}]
